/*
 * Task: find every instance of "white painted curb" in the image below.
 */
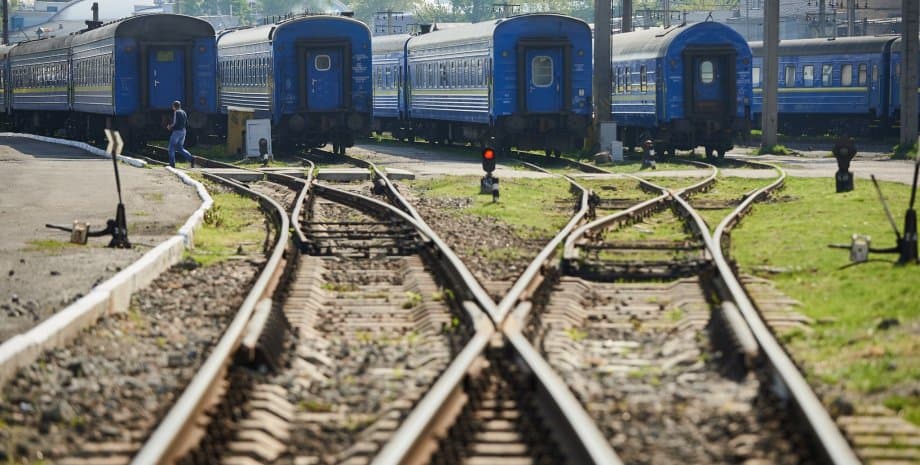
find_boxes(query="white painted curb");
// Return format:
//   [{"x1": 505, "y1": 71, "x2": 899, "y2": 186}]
[
  {"x1": 0, "y1": 132, "x2": 147, "y2": 168},
  {"x1": 0, "y1": 137, "x2": 212, "y2": 386}
]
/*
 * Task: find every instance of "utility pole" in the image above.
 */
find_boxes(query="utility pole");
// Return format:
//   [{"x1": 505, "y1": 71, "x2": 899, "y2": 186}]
[
  {"x1": 900, "y1": 0, "x2": 919, "y2": 148},
  {"x1": 663, "y1": 0, "x2": 670, "y2": 28},
  {"x1": 818, "y1": 0, "x2": 826, "y2": 37},
  {"x1": 847, "y1": 0, "x2": 855, "y2": 36},
  {"x1": 622, "y1": 0, "x2": 632, "y2": 33},
  {"x1": 595, "y1": 0, "x2": 612, "y2": 138},
  {"x1": 2, "y1": 0, "x2": 8, "y2": 45},
  {"x1": 761, "y1": 0, "x2": 779, "y2": 149}
]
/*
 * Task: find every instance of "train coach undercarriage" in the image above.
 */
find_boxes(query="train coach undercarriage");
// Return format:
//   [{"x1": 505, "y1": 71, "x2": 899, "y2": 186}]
[
  {"x1": 621, "y1": 117, "x2": 746, "y2": 159},
  {"x1": 379, "y1": 113, "x2": 589, "y2": 155},
  {"x1": 279, "y1": 111, "x2": 370, "y2": 155}
]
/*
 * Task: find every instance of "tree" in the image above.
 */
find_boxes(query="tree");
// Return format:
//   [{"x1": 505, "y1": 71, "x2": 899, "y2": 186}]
[
  {"x1": 346, "y1": 0, "x2": 421, "y2": 26},
  {"x1": 260, "y1": 0, "x2": 310, "y2": 16}
]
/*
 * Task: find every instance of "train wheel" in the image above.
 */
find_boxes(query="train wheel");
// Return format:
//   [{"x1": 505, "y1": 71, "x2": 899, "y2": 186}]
[
  {"x1": 717, "y1": 149, "x2": 726, "y2": 159},
  {"x1": 705, "y1": 146, "x2": 714, "y2": 159},
  {"x1": 545, "y1": 149, "x2": 552, "y2": 157},
  {"x1": 553, "y1": 149, "x2": 561, "y2": 157}
]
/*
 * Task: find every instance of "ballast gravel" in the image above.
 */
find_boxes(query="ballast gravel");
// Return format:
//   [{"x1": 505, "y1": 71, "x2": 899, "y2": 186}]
[{"x1": 0, "y1": 258, "x2": 259, "y2": 463}]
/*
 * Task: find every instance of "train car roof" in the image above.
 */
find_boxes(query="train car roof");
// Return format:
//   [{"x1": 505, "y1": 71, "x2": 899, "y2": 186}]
[
  {"x1": 749, "y1": 35, "x2": 897, "y2": 57},
  {"x1": 217, "y1": 14, "x2": 369, "y2": 48},
  {"x1": 373, "y1": 33, "x2": 411, "y2": 54},
  {"x1": 408, "y1": 13, "x2": 588, "y2": 49},
  {"x1": 70, "y1": 14, "x2": 215, "y2": 47},
  {"x1": 10, "y1": 34, "x2": 72, "y2": 57},
  {"x1": 611, "y1": 21, "x2": 748, "y2": 60}
]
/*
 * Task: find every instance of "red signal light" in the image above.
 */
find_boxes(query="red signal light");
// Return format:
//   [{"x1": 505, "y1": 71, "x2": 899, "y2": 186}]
[{"x1": 482, "y1": 148, "x2": 496, "y2": 173}]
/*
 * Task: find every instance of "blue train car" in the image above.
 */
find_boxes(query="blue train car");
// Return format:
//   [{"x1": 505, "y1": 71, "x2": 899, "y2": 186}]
[
  {"x1": 750, "y1": 36, "x2": 895, "y2": 136},
  {"x1": 404, "y1": 14, "x2": 593, "y2": 154},
  {"x1": 889, "y1": 37, "x2": 920, "y2": 131},
  {"x1": 67, "y1": 14, "x2": 218, "y2": 145},
  {"x1": 0, "y1": 45, "x2": 13, "y2": 116},
  {"x1": 611, "y1": 22, "x2": 752, "y2": 158},
  {"x1": 217, "y1": 14, "x2": 372, "y2": 155},
  {"x1": 371, "y1": 33, "x2": 411, "y2": 140},
  {"x1": 9, "y1": 35, "x2": 73, "y2": 132}
]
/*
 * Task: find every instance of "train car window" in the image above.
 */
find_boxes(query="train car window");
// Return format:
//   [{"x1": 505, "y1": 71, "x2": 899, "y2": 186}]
[
  {"x1": 784, "y1": 65, "x2": 795, "y2": 87},
  {"x1": 640, "y1": 65, "x2": 647, "y2": 92},
  {"x1": 701, "y1": 60, "x2": 714, "y2": 84},
  {"x1": 872, "y1": 64, "x2": 878, "y2": 83},
  {"x1": 625, "y1": 66, "x2": 631, "y2": 91},
  {"x1": 315, "y1": 55, "x2": 331, "y2": 72},
  {"x1": 752, "y1": 66, "x2": 761, "y2": 88},
  {"x1": 803, "y1": 65, "x2": 814, "y2": 87},
  {"x1": 822, "y1": 64, "x2": 832, "y2": 86},
  {"x1": 841, "y1": 64, "x2": 853, "y2": 86},
  {"x1": 858, "y1": 63, "x2": 867, "y2": 86},
  {"x1": 532, "y1": 56, "x2": 553, "y2": 88}
]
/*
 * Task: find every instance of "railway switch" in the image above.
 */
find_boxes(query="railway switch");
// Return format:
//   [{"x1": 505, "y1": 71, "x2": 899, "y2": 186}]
[{"x1": 832, "y1": 136, "x2": 857, "y2": 193}]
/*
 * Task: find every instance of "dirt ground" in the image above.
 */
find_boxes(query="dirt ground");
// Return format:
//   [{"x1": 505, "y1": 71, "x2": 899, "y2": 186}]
[{"x1": 0, "y1": 138, "x2": 200, "y2": 343}]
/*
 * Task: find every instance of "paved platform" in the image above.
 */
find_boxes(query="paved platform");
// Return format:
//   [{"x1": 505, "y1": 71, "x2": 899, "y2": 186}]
[
  {"x1": 0, "y1": 138, "x2": 200, "y2": 343},
  {"x1": 316, "y1": 168, "x2": 371, "y2": 182},
  {"x1": 199, "y1": 168, "x2": 264, "y2": 183}
]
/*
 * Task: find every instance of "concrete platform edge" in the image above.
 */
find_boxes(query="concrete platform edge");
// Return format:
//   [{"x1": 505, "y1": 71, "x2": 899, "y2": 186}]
[
  {"x1": 0, "y1": 132, "x2": 147, "y2": 168},
  {"x1": 0, "y1": 158, "x2": 213, "y2": 387}
]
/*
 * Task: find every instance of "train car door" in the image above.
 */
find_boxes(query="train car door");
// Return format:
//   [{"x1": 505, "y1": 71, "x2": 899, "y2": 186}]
[
  {"x1": 148, "y1": 47, "x2": 185, "y2": 109},
  {"x1": 525, "y1": 48, "x2": 563, "y2": 113},
  {"x1": 305, "y1": 49, "x2": 343, "y2": 111},
  {"x1": 687, "y1": 52, "x2": 734, "y2": 118}
]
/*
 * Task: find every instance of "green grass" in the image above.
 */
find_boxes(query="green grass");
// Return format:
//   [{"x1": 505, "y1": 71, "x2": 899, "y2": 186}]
[
  {"x1": 731, "y1": 177, "x2": 919, "y2": 424},
  {"x1": 25, "y1": 239, "x2": 80, "y2": 252},
  {"x1": 410, "y1": 176, "x2": 575, "y2": 239},
  {"x1": 756, "y1": 144, "x2": 795, "y2": 155},
  {"x1": 186, "y1": 184, "x2": 266, "y2": 266},
  {"x1": 892, "y1": 142, "x2": 918, "y2": 160},
  {"x1": 601, "y1": 159, "x2": 690, "y2": 173},
  {"x1": 604, "y1": 208, "x2": 692, "y2": 243},
  {"x1": 576, "y1": 178, "x2": 653, "y2": 201},
  {"x1": 693, "y1": 176, "x2": 778, "y2": 230},
  {"x1": 638, "y1": 176, "x2": 710, "y2": 191}
]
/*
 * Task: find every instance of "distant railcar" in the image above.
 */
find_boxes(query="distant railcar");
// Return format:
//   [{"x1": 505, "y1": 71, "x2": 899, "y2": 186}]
[
  {"x1": 217, "y1": 15, "x2": 372, "y2": 155},
  {"x1": 887, "y1": 37, "x2": 920, "y2": 132},
  {"x1": 3, "y1": 14, "x2": 218, "y2": 147},
  {"x1": 611, "y1": 22, "x2": 753, "y2": 158},
  {"x1": 373, "y1": 14, "x2": 593, "y2": 155},
  {"x1": 370, "y1": 33, "x2": 411, "y2": 140},
  {"x1": 0, "y1": 45, "x2": 14, "y2": 117},
  {"x1": 8, "y1": 35, "x2": 73, "y2": 132},
  {"x1": 750, "y1": 36, "x2": 896, "y2": 136}
]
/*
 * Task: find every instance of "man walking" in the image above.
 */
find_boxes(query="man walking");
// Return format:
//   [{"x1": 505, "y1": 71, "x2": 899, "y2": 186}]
[{"x1": 167, "y1": 100, "x2": 195, "y2": 168}]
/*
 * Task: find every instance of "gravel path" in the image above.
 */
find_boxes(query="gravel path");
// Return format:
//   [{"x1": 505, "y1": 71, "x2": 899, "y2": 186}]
[{"x1": 0, "y1": 258, "x2": 260, "y2": 463}]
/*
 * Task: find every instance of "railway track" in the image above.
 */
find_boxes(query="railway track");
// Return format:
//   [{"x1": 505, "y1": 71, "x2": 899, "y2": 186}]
[
  {"x1": 502, "y1": 152, "x2": 862, "y2": 465},
  {"x1": 121, "y1": 145, "x2": 867, "y2": 464}
]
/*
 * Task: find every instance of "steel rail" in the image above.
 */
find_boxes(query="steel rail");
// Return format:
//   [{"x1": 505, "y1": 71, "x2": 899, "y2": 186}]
[
  {"x1": 132, "y1": 172, "x2": 290, "y2": 465},
  {"x1": 504, "y1": 304, "x2": 625, "y2": 465},
  {"x1": 369, "y1": 154, "x2": 621, "y2": 465},
  {"x1": 710, "y1": 161, "x2": 861, "y2": 465},
  {"x1": 369, "y1": 305, "x2": 495, "y2": 465},
  {"x1": 305, "y1": 150, "x2": 500, "y2": 323}
]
